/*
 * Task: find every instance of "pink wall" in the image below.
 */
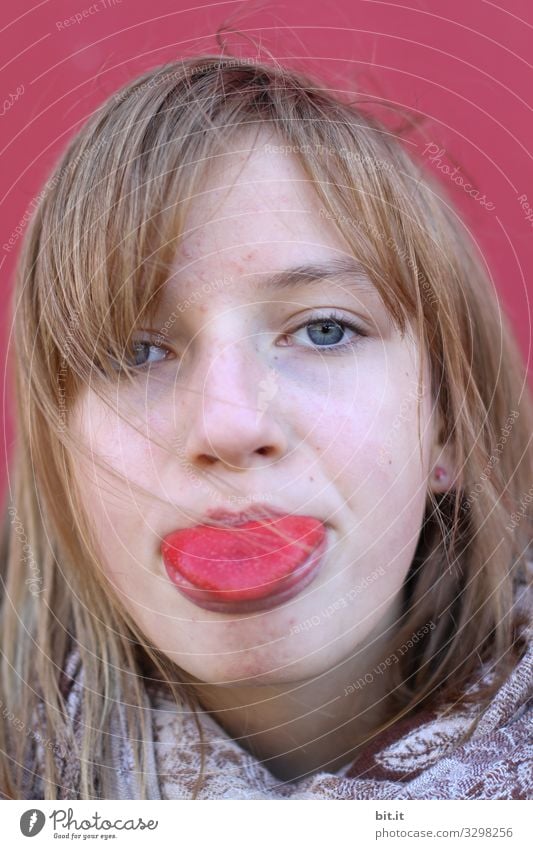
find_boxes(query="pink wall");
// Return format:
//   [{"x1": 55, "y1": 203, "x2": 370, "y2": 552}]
[{"x1": 1, "y1": 0, "x2": 532, "y2": 492}]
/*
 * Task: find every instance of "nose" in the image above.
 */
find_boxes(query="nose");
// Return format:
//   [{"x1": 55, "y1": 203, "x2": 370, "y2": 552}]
[{"x1": 175, "y1": 337, "x2": 288, "y2": 471}]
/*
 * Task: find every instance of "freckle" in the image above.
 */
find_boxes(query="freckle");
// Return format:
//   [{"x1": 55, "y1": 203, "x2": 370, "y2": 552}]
[{"x1": 309, "y1": 476, "x2": 314, "y2": 481}]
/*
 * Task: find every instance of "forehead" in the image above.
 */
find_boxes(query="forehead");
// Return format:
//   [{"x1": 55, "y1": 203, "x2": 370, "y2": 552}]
[{"x1": 175, "y1": 132, "x2": 350, "y2": 272}]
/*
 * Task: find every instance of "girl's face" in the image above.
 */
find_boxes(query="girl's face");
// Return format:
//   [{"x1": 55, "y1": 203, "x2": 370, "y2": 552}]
[{"x1": 71, "y1": 135, "x2": 445, "y2": 685}]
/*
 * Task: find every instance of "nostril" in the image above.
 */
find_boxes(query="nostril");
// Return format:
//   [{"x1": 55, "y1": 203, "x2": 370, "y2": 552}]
[
  {"x1": 256, "y1": 446, "x2": 272, "y2": 456},
  {"x1": 198, "y1": 454, "x2": 218, "y2": 466}
]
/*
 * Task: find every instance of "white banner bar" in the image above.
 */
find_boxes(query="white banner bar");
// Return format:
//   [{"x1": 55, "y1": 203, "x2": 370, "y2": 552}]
[{"x1": 2, "y1": 799, "x2": 531, "y2": 848}]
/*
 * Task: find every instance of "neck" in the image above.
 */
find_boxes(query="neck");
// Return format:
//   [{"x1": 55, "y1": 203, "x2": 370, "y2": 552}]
[{"x1": 189, "y1": 609, "x2": 401, "y2": 783}]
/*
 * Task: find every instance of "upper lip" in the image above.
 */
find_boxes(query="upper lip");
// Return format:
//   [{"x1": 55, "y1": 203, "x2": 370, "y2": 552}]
[{"x1": 202, "y1": 504, "x2": 289, "y2": 527}]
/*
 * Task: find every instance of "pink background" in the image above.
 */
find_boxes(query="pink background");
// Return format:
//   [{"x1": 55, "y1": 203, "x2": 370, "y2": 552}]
[{"x1": 1, "y1": 0, "x2": 532, "y2": 494}]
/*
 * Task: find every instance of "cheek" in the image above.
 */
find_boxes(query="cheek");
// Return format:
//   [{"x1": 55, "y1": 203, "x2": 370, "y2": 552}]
[
  {"x1": 298, "y1": 369, "x2": 430, "y2": 560},
  {"x1": 74, "y1": 392, "x2": 172, "y2": 493},
  {"x1": 298, "y1": 369, "x2": 428, "y2": 485},
  {"x1": 69, "y1": 396, "x2": 170, "y2": 567}
]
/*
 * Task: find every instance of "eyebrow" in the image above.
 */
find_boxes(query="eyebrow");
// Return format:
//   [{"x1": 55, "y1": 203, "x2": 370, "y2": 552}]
[{"x1": 250, "y1": 257, "x2": 376, "y2": 295}]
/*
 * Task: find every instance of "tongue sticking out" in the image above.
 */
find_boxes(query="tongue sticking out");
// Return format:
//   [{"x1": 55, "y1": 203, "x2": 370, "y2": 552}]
[{"x1": 161, "y1": 515, "x2": 326, "y2": 604}]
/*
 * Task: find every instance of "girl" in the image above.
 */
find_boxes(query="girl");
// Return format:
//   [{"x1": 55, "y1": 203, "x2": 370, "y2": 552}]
[{"x1": 1, "y1": 55, "x2": 531, "y2": 800}]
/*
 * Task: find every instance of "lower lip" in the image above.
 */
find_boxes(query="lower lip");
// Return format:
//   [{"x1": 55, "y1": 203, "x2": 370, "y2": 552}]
[{"x1": 162, "y1": 525, "x2": 328, "y2": 614}]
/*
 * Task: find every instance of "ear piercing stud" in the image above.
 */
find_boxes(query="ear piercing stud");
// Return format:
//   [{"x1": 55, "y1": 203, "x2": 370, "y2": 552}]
[{"x1": 434, "y1": 466, "x2": 447, "y2": 482}]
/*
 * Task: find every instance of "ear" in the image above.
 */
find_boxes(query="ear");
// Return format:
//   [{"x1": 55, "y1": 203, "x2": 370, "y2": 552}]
[
  {"x1": 428, "y1": 444, "x2": 457, "y2": 493},
  {"x1": 428, "y1": 410, "x2": 457, "y2": 494}
]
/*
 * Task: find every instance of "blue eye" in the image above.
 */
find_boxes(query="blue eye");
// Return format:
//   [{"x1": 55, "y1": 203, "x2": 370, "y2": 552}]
[
  {"x1": 129, "y1": 341, "x2": 168, "y2": 367},
  {"x1": 306, "y1": 318, "x2": 347, "y2": 346},
  {"x1": 290, "y1": 312, "x2": 366, "y2": 351},
  {"x1": 107, "y1": 340, "x2": 170, "y2": 372}
]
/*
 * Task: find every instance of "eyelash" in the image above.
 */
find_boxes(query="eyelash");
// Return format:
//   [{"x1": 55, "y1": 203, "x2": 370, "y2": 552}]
[{"x1": 121, "y1": 310, "x2": 367, "y2": 371}]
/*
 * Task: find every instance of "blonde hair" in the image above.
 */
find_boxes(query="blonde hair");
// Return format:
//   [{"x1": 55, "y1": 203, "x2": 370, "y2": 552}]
[{"x1": 1, "y1": 55, "x2": 532, "y2": 799}]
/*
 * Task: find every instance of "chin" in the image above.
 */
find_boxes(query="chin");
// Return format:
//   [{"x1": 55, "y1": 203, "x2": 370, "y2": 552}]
[{"x1": 170, "y1": 649, "x2": 339, "y2": 687}]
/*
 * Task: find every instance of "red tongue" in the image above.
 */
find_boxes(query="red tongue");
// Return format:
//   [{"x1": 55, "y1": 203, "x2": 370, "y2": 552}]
[{"x1": 161, "y1": 515, "x2": 325, "y2": 603}]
